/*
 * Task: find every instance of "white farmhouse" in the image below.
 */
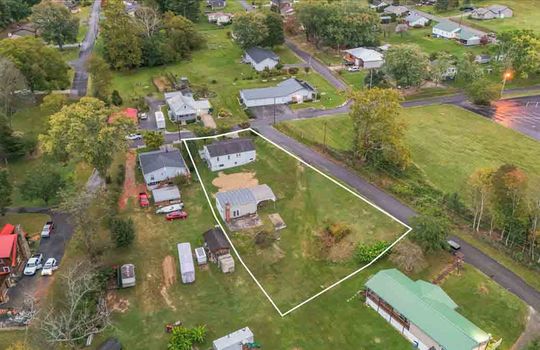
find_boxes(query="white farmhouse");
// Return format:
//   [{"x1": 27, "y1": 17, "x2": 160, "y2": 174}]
[
  {"x1": 243, "y1": 47, "x2": 280, "y2": 72},
  {"x1": 239, "y1": 78, "x2": 317, "y2": 108},
  {"x1": 213, "y1": 327, "x2": 254, "y2": 350},
  {"x1": 138, "y1": 148, "x2": 189, "y2": 189},
  {"x1": 405, "y1": 13, "x2": 430, "y2": 27},
  {"x1": 343, "y1": 47, "x2": 384, "y2": 69},
  {"x1": 164, "y1": 91, "x2": 211, "y2": 124},
  {"x1": 202, "y1": 138, "x2": 256, "y2": 171}
]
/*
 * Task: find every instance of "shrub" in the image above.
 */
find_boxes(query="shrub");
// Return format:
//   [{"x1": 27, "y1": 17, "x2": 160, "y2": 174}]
[
  {"x1": 211, "y1": 79, "x2": 217, "y2": 84},
  {"x1": 116, "y1": 164, "x2": 125, "y2": 187},
  {"x1": 238, "y1": 121, "x2": 251, "y2": 129},
  {"x1": 288, "y1": 67, "x2": 299, "y2": 75},
  {"x1": 325, "y1": 222, "x2": 351, "y2": 242},
  {"x1": 173, "y1": 174, "x2": 190, "y2": 187},
  {"x1": 109, "y1": 217, "x2": 136, "y2": 248},
  {"x1": 254, "y1": 231, "x2": 275, "y2": 248},
  {"x1": 275, "y1": 63, "x2": 283, "y2": 70},
  {"x1": 217, "y1": 108, "x2": 232, "y2": 118},
  {"x1": 192, "y1": 126, "x2": 215, "y2": 137},
  {"x1": 354, "y1": 241, "x2": 390, "y2": 264},
  {"x1": 111, "y1": 90, "x2": 123, "y2": 106}
]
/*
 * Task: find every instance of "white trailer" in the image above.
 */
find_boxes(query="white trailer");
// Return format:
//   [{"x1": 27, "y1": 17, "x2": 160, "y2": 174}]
[
  {"x1": 177, "y1": 243, "x2": 195, "y2": 284},
  {"x1": 155, "y1": 111, "x2": 166, "y2": 129}
]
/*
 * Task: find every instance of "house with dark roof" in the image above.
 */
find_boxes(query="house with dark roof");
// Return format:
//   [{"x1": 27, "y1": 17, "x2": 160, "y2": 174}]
[
  {"x1": 138, "y1": 148, "x2": 189, "y2": 189},
  {"x1": 202, "y1": 138, "x2": 256, "y2": 171},
  {"x1": 203, "y1": 227, "x2": 231, "y2": 262},
  {"x1": 383, "y1": 5, "x2": 409, "y2": 17},
  {"x1": 239, "y1": 78, "x2": 317, "y2": 108},
  {"x1": 471, "y1": 5, "x2": 513, "y2": 20},
  {"x1": 243, "y1": 47, "x2": 280, "y2": 72},
  {"x1": 207, "y1": 0, "x2": 226, "y2": 10},
  {"x1": 365, "y1": 269, "x2": 491, "y2": 350},
  {"x1": 215, "y1": 185, "x2": 276, "y2": 222}
]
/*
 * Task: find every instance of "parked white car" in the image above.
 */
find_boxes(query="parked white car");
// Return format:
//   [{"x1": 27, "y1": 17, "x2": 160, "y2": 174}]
[
  {"x1": 41, "y1": 258, "x2": 58, "y2": 276},
  {"x1": 24, "y1": 254, "x2": 43, "y2": 276},
  {"x1": 125, "y1": 133, "x2": 143, "y2": 140},
  {"x1": 40, "y1": 221, "x2": 54, "y2": 238},
  {"x1": 347, "y1": 66, "x2": 360, "y2": 72},
  {"x1": 139, "y1": 112, "x2": 148, "y2": 120},
  {"x1": 156, "y1": 203, "x2": 184, "y2": 214}
]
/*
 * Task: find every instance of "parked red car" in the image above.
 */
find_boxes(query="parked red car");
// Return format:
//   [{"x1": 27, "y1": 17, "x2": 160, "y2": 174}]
[
  {"x1": 138, "y1": 192, "x2": 150, "y2": 208},
  {"x1": 165, "y1": 211, "x2": 188, "y2": 221}
]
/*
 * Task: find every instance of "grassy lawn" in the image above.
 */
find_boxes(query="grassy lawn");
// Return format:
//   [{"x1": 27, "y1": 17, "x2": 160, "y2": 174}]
[
  {"x1": 287, "y1": 35, "x2": 344, "y2": 66},
  {"x1": 340, "y1": 70, "x2": 367, "y2": 90},
  {"x1": 459, "y1": 0, "x2": 540, "y2": 33},
  {"x1": 75, "y1": 6, "x2": 91, "y2": 42},
  {"x1": 189, "y1": 134, "x2": 406, "y2": 310},
  {"x1": 289, "y1": 71, "x2": 347, "y2": 110},
  {"x1": 0, "y1": 213, "x2": 51, "y2": 236}
]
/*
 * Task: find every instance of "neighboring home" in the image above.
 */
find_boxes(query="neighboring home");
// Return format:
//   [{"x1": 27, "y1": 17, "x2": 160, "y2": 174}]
[
  {"x1": 271, "y1": 0, "x2": 295, "y2": 16},
  {"x1": 213, "y1": 327, "x2": 254, "y2": 350},
  {"x1": 138, "y1": 148, "x2": 189, "y2": 189},
  {"x1": 207, "y1": 12, "x2": 233, "y2": 25},
  {"x1": 432, "y1": 21, "x2": 481, "y2": 46},
  {"x1": 365, "y1": 269, "x2": 491, "y2": 350},
  {"x1": 124, "y1": 0, "x2": 140, "y2": 16},
  {"x1": 0, "y1": 224, "x2": 30, "y2": 304},
  {"x1": 343, "y1": 47, "x2": 384, "y2": 69},
  {"x1": 152, "y1": 185, "x2": 181, "y2": 206},
  {"x1": 431, "y1": 60, "x2": 458, "y2": 80},
  {"x1": 164, "y1": 91, "x2": 211, "y2": 124},
  {"x1": 475, "y1": 54, "x2": 491, "y2": 64},
  {"x1": 405, "y1": 13, "x2": 430, "y2": 27},
  {"x1": 203, "y1": 227, "x2": 231, "y2": 263},
  {"x1": 383, "y1": 5, "x2": 409, "y2": 17},
  {"x1": 243, "y1": 47, "x2": 280, "y2": 72},
  {"x1": 239, "y1": 78, "x2": 317, "y2": 108},
  {"x1": 471, "y1": 5, "x2": 513, "y2": 20},
  {"x1": 207, "y1": 0, "x2": 226, "y2": 9},
  {"x1": 108, "y1": 108, "x2": 138, "y2": 125},
  {"x1": 202, "y1": 138, "x2": 256, "y2": 171},
  {"x1": 177, "y1": 243, "x2": 195, "y2": 284},
  {"x1": 215, "y1": 184, "x2": 276, "y2": 222},
  {"x1": 369, "y1": 0, "x2": 389, "y2": 11}
]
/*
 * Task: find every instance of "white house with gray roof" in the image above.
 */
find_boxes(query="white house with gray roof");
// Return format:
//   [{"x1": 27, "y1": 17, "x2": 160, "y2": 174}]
[
  {"x1": 213, "y1": 327, "x2": 254, "y2": 350},
  {"x1": 239, "y1": 78, "x2": 316, "y2": 107},
  {"x1": 216, "y1": 185, "x2": 276, "y2": 222},
  {"x1": 405, "y1": 13, "x2": 430, "y2": 27},
  {"x1": 343, "y1": 47, "x2": 384, "y2": 69},
  {"x1": 383, "y1": 5, "x2": 409, "y2": 16},
  {"x1": 432, "y1": 21, "x2": 481, "y2": 45},
  {"x1": 471, "y1": 5, "x2": 513, "y2": 20},
  {"x1": 202, "y1": 138, "x2": 256, "y2": 171},
  {"x1": 164, "y1": 91, "x2": 211, "y2": 123},
  {"x1": 138, "y1": 148, "x2": 189, "y2": 189},
  {"x1": 243, "y1": 47, "x2": 280, "y2": 72}
]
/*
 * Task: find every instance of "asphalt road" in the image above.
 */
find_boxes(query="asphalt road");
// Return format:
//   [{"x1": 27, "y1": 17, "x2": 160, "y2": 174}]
[{"x1": 70, "y1": 0, "x2": 102, "y2": 97}]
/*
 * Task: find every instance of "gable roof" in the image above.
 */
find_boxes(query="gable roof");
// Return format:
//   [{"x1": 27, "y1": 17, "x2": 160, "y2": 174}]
[
  {"x1": 138, "y1": 148, "x2": 186, "y2": 175},
  {"x1": 245, "y1": 47, "x2": 279, "y2": 64},
  {"x1": 0, "y1": 234, "x2": 17, "y2": 264},
  {"x1": 0, "y1": 224, "x2": 15, "y2": 236},
  {"x1": 205, "y1": 138, "x2": 255, "y2": 158},
  {"x1": 152, "y1": 185, "x2": 181, "y2": 203},
  {"x1": 405, "y1": 12, "x2": 428, "y2": 23},
  {"x1": 459, "y1": 27, "x2": 480, "y2": 40},
  {"x1": 344, "y1": 47, "x2": 384, "y2": 62},
  {"x1": 203, "y1": 227, "x2": 231, "y2": 252},
  {"x1": 240, "y1": 78, "x2": 316, "y2": 101},
  {"x1": 216, "y1": 184, "x2": 276, "y2": 208},
  {"x1": 365, "y1": 269, "x2": 490, "y2": 350},
  {"x1": 487, "y1": 4, "x2": 510, "y2": 12},
  {"x1": 384, "y1": 5, "x2": 409, "y2": 15},
  {"x1": 165, "y1": 91, "x2": 210, "y2": 116},
  {"x1": 433, "y1": 20, "x2": 461, "y2": 32}
]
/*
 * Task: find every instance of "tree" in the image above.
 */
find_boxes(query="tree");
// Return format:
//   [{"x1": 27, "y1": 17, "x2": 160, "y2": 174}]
[
  {"x1": 524, "y1": 339, "x2": 540, "y2": 350},
  {"x1": 0, "y1": 170, "x2": 12, "y2": 216},
  {"x1": 109, "y1": 217, "x2": 135, "y2": 248},
  {"x1": 133, "y1": 6, "x2": 162, "y2": 39},
  {"x1": 364, "y1": 70, "x2": 389, "y2": 89},
  {"x1": 430, "y1": 52, "x2": 453, "y2": 86},
  {"x1": 86, "y1": 54, "x2": 112, "y2": 101},
  {"x1": 111, "y1": 90, "x2": 123, "y2": 106},
  {"x1": 0, "y1": 57, "x2": 26, "y2": 124},
  {"x1": 163, "y1": 13, "x2": 204, "y2": 61},
  {"x1": 455, "y1": 56, "x2": 484, "y2": 86},
  {"x1": 349, "y1": 88, "x2": 410, "y2": 170},
  {"x1": 31, "y1": 1, "x2": 79, "y2": 50},
  {"x1": 168, "y1": 325, "x2": 207, "y2": 350},
  {"x1": 384, "y1": 44, "x2": 429, "y2": 87},
  {"x1": 468, "y1": 168, "x2": 495, "y2": 232},
  {"x1": 19, "y1": 164, "x2": 66, "y2": 205},
  {"x1": 0, "y1": 37, "x2": 70, "y2": 91},
  {"x1": 465, "y1": 78, "x2": 500, "y2": 105},
  {"x1": 410, "y1": 212, "x2": 450, "y2": 253},
  {"x1": 435, "y1": 0, "x2": 449, "y2": 11},
  {"x1": 232, "y1": 12, "x2": 268, "y2": 49},
  {"x1": 156, "y1": 0, "x2": 201, "y2": 22},
  {"x1": 494, "y1": 30, "x2": 540, "y2": 77},
  {"x1": 0, "y1": 0, "x2": 31, "y2": 29},
  {"x1": 395, "y1": 23, "x2": 408, "y2": 37},
  {"x1": 389, "y1": 239, "x2": 428, "y2": 273},
  {"x1": 39, "y1": 97, "x2": 135, "y2": 176},
  {"x1": 0, "y1": 118, "x2": 26, "y2": 161},
  {"x1": 101, "y1": 0, "x2": 143, "y2": 70},
  {"x1": 41, "y1": 94, "x2": 68, "y2": 114},
  {"x1": 262, "y1": 11, "x2": 284, "y2": 47},
  {"x1": 143, "y1": 131, "x2": 165, "y2": 150}
]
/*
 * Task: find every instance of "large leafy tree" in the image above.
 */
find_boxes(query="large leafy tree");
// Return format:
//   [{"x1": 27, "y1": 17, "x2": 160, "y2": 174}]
[
  {"x1": 468, "y1": 167, "x2": 495, "y2": 232},
  {"x1": 163, "y1": 13, "x2": 204, "y2": 60},
  {"x1": 410, "y1": 212, "x2": 450, "y2": 253},
  {"x1": 156, "y1": 0, "x2": 201, "y2": 22},
  {"x1": 39, "y1": 97, "x2": 135, "y2": 176},
  {"x1": 0, "y1": 117, "x2": 26, "y2": 161},
  {"x1": 384, "y1": 44, "x2": 429, "y2": 87},
  {"x1": 0, "y1": 37, "x2": 69, "y2": 91},
  {"x1": 349, "y1": 88, "x2": 410, "y2": 170},
  {"x1": 262, "y1": 11, "x2": 284, "y2": 48},
  {"x1": 465, "y1": 78, "x2": 500, "y2": 105},
  {"x1": 31, "y1": 1, "x2": 79, "y2": 49},
  {"x1": 86, "y1": 54, "x2": 112, "y2": 101},
  {"x1": 389, "y1": 239, "x2": 428, "y2": 273},
  {"x1": 0, "y1": 169, "x2": 12, "y2": 215},
  {"x1": 20, "y1": 164, "x2": 67, "y2": 205},
  {"x1": 0, "y1": 0, "x2": 32, "y2": 29},
  {"x1": 494, "y1": 30, "x2": 540, "y2": 78},
  {"x1": 0, "y1": 57, "x2": 26, "y2": 124},
  {"x1": 232, "y1": 12, "x2": 268, "y2": 50}
]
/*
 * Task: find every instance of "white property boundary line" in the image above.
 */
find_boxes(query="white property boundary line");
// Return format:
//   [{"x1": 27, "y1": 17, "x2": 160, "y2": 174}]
[{"x1": 183, "y1": 128, "x2": 412, "y2": 317}]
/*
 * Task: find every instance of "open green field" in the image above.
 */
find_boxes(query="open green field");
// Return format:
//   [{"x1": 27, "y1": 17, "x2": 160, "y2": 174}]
[
  {"x1": 277, "y1": 104, "x2": 540, "y2": 198},
  {"x1": 0, "y1": 213, "x2": 50, "y2": 236},
  {"x1": 189, "y1": 134, "x2": 406, "y2": 310}
]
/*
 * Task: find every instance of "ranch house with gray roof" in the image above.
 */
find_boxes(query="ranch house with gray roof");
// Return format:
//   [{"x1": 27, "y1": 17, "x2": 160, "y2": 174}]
[{"x1": 239, "y1": 78, "x2": 316, "y2": 108}]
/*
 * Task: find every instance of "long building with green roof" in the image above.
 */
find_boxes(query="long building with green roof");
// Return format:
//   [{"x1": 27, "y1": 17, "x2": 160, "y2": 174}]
[{"x1": 364, "y1": 269, "x2": 490, "y2": 350}]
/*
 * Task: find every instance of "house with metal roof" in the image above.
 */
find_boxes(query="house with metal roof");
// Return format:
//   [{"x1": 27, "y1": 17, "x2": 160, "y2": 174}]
[
  {"x1": 151, "y1": 185, "x2": 181, "y2": 205},
  {"x1": 164, "y1": 91, "x2": 211, "y2": 123},
  {"x1": 243, "y1": 47, "x2": 280, "y2": 72},
  {"x1": 432, "y1": 21, "x2": 482, "y2": 45},
  {"x1": 177, "y1": 242, "x2": 195, "y2": 284},
  {"x1": 0, "y1": 224, "x2": 30, "y2": 303},
  {"x1": 215, "y1": 185, "x2": 276, "y2": 222},
  {"x1": 471, "y1": 5, "x2": 513, "y2": 20},
  {"x1": 383, "y1": 5, "x2": 409, "y2": 17},
  {"x1": 202, "y1": 138, "x2": 256, "y2": 171},
  {"x1": 239, "y1": 78, "x2": 317, "y2": 108},
  {"x1": 365, "y1": 269, "x2": 491, "y2": 350},
  {"x1": 138, "y1": 148, "x2": 189, "y2": 189},
  {"x1": 343, "y1": 47, "x2": 384, "y2": 69},
  {"x1": 213, "y1": 327, "x2": 254, "y2": 350},
  {"x1": 405, "y1": 13, "x2": 430, "y2": 27}
]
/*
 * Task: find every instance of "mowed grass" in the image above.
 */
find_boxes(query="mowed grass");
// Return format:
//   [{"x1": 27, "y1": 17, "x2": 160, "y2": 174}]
[
  {"x1": 460, "y1": 0, "x2": 540, "y2": 33},
  {"x1": 277, "y1": 104, "x2": 540, "y2": 197},
  {"x1": 0, "y1": 213, "x2": 51, "y2": 236},
  {"x1": 189, "y1": 134, "x2": 406, "y2": 310}
]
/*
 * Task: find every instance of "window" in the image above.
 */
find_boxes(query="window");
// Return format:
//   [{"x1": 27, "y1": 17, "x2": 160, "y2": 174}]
[
  {"x1": 236, "y1": 153, "x2": 241, "y2": 157},
  {"x1": 227, "y1": 155, "x2": 230, "y2": 160},
  {"x1": 219, "y1": 164, "x2": 224, "y2": 167},
  {"x1": 217, "y1": 157, "x2": 220, "y2": 161},
  {"x1": 2, "y1": 266, "x2": 10, "y2": 273}
]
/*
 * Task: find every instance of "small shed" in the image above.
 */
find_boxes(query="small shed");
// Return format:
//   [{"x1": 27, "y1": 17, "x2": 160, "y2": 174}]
[
  {"x1": 152, "y1": 186, "x2": 181, "y2": 205},
  {"x1": 195, "y1": 247, "x2": 207, "y2": 265},
  {"x1": 213, "y1": 327, "x2": 254, "y2": 350},
  {"x1": 118, "y1": 264, "x2": 136, "y2": 288},
  {"x1": 177, "y1": 243, "x2": 195, "y2": 284},
  {"x1": 218, "y1": 254, "x2": 235, "y2": 274},
  {"x1": 155, "y1": 111, "x2": 166, "y2": 129},
  {"x1": 204, "y1": 227, "x2": 231, "y2": 262}
]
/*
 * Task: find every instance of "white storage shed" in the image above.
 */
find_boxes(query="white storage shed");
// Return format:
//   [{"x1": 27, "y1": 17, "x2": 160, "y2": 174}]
[
  {"x1": 155, "y1": 111, "x2": 166, "y2": 129},
  {"x1": 213, "y1": 327, "x2": 254, "y2": 350},
  {"x1": 195, "y1": 247, "x2": 207, "y2": 265},
  {"x1": 177, "y1": 243, "x2": 195, "y2": 284}
]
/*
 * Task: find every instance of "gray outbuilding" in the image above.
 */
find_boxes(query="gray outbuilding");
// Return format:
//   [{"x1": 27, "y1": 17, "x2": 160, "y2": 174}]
[
  {"x1": 177, "y1": 243, "x2": 195, "y2": 284},
  {"x1": 215, "y1": 184, "x2": 276, "y2": 222},
  {"x1": 213, "y1": 327, "x2": 254, "y2": 350}
]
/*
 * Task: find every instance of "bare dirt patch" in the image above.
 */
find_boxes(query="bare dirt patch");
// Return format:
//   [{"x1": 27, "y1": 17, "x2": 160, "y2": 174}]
[
  {"x1": 107, "y1": 291, "x2": 130, "y2": 313},
  {"x1": 120, "y1": 151, "x2": 146, "y2": 210},
  {"x1": 161, "y1": 256, "x2": 177, "y2": 311},
  {"x1": 212, "y1": 171, "x2": 259, "y2": 192},
  {"x1": 153, "y1": 76, "x2": 172, "y2": 92}
]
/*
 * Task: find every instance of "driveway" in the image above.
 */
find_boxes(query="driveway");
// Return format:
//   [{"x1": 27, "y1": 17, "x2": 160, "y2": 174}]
[{"x1": 3, "y1": 210, "x2": 74, "y2": 309}]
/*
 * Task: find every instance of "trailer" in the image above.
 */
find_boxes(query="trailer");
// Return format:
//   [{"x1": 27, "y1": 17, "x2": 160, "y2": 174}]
[
  {"x1": 177, "y1": 243, "x2": 195, "y2": 284},
  {"x1": 155, "y1": 111, "x2": 166, "y2": 129}
]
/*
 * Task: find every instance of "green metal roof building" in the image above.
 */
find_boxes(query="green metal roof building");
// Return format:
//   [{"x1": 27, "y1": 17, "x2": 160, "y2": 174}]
[{"x1": 364, "y1": 269, "x2": 490, "y2": 350}]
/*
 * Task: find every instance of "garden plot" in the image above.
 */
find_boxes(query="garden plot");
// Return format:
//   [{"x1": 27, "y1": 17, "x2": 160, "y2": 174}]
[{"x1": 185, "y1": 130, "x2": 409, "y2": 314}]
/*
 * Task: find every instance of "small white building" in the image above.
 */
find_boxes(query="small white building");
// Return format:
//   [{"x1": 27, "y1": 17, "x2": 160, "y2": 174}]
[
  {"x1": 152, "y1": 185, "x2": 181, "y2": 205},
  {"x1": 177, "y1": 242, "x2": 195, "y2": 284},
  {"x1": 239, "y1": 78, "x2": 317, "y2": 108},
  {"x1": 213, "y1": 327, "x2": 254, "y2": 350},
  {"x1": 195, "y1": 247, "x2": 207, "y2": 265},
  {"x1": 155, "y1": 111, "x2": 166, "y2": 129},
  {"x1": 405, "y1": 13, "x2": 430, "y2": 27},
  {"x1": 216, "y1": 185, "x2": 276, "y2": 222},
  {"x1": 243, "y1": 47, "x2": 280, "y2": 72},
  {"x1": 139, "y1": 148, "x2": 189, "y2": 189},
  {"x1": 432, "y1": 21, "x2": 461, "y2": 39},
  {"x1": 202, "y1": 138, "x2": 256, "y2": 171},
  {"x1": 343, "y1": 48, "x2": 384, "y2": 69},
  {"x1": 208, "y1": 12, "x2": 233, "y2": 25}
]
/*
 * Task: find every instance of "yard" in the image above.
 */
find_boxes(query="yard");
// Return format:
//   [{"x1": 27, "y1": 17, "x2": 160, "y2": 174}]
[{"x1": 0, "y1": 213, "x2": 51, "y2": 236}]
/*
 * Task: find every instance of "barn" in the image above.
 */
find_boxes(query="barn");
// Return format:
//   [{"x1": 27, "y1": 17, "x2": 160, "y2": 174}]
[{"x1": 215, "y1": 185, "x2": 276, "y2": 222}]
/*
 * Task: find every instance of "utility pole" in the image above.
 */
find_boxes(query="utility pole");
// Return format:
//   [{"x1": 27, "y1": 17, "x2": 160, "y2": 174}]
[{"x1": 323, "y1": 121, "x2": 327, "y2": 150}]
